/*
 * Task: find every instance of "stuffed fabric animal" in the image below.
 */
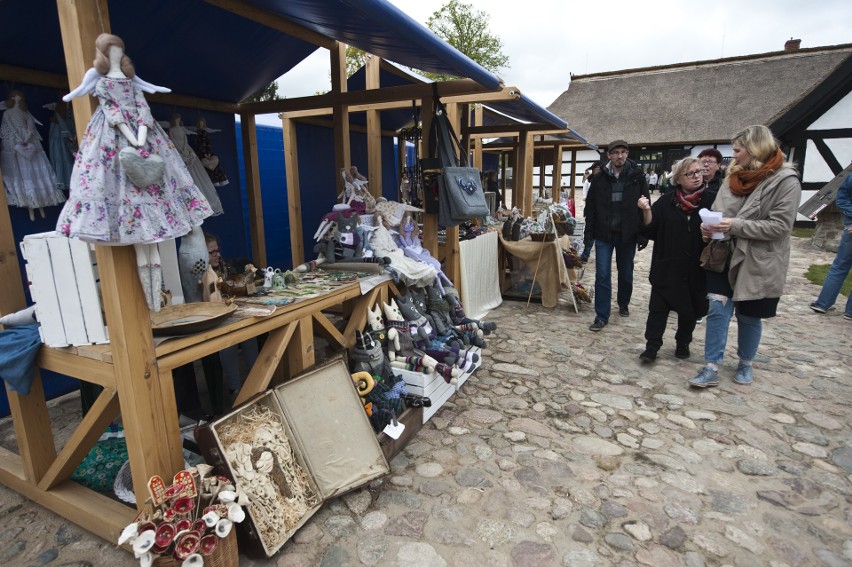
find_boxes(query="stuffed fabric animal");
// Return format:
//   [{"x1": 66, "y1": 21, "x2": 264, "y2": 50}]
[
  {"x1": 381, "y1": 299, "x2": 457, "y2": 383},
  {"x1": 395, "y1": 293, "x2": 478, "y2": 373}
]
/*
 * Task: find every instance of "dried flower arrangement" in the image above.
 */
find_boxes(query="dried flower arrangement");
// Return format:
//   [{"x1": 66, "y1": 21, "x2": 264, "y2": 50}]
[
  {"x1": 117, "y1": 465, "x2": 247, "y2": 567},
  {"x1": 216, "y1": 402, "x2": 319, "y2": 550}
]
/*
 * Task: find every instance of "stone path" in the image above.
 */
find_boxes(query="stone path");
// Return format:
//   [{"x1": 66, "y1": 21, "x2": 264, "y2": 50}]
[{"x1": 1, "y1": 232, "x2": 850, "y2": 567}]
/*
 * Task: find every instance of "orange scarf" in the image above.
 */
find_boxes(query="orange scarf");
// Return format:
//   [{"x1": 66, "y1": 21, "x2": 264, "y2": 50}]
[{"x1": 728, "y1": 148, "x2": 784, "y2": 196}]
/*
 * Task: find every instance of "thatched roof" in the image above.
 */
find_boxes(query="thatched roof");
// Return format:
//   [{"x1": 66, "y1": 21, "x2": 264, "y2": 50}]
[{"x1": 547, "y1": 45, "x2": 852, "y2": 148}]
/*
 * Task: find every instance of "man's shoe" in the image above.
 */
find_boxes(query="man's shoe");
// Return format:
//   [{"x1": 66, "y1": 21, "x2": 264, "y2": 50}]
[
  {"x1": 695, "y1": 317, "x2": 704, "y2": 324},
  {"x1": 808, "y1": 302, "x2": 827, "y2": 314},
  {"x1": 845, "y1": 313, "x2": 852, "y2": 321},
  {"x1": 688, "y1": 366, "x2": 719, "y2": 388},
  {"x1": 675, "y1": 343, "x2": 690, "y2": 359},
  {"x1": 589, "y1": 318, "x2": 607, "y2": 332},
  {"x1": 619, "y1": 305, "x2": 629, "y2": 317},
  {"x1": 734, "y1": 362, "x2": 753, "y2": 385},
  {"x1": 639, "y1": 349, "x2": 657, "y2": 362}
]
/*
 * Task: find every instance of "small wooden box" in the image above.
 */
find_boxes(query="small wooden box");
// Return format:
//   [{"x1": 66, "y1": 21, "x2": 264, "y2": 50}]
[
  {"x1": 394, "y1": 367, "x2": 456, "y2": 423},
  {"x1": 195, "y1": 357, "x2": 389, "y2": 557}
]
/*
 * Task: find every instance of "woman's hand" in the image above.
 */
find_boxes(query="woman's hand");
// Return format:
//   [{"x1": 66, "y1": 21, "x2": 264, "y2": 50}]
[{"x1": 637, "y1": 196, "x2": 651, "y2": 211}]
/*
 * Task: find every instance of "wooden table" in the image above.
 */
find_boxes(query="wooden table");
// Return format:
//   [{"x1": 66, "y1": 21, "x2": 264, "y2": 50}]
[{"x1": 0, "y1": 276, "x2": 397, "y2": 542}]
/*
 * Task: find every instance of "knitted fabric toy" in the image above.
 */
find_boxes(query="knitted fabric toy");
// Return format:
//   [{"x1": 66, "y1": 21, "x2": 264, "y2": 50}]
[
  {"x1": 381, "y1": 299, "x2": 457, "y2": 383},
  {"x1": 395, "y1": 293, "x2": 478, "y2": 373}
]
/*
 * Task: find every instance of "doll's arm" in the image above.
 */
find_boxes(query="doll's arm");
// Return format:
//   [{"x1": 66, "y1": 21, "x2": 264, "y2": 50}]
[
  {"x1": 136, "y1": 125, "x2": 148, "y2": 147},
  {"x1": 117, "y1": 123, "x2": 139, "y2": 146},
  {"x1": 132, "y1": 75, "x2": 171, "y2": 94}
]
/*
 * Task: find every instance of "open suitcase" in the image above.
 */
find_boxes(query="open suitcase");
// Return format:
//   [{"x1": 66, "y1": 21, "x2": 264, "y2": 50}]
[{"x1": 195, "y1": 357, "x2": 390, "y2": 557}]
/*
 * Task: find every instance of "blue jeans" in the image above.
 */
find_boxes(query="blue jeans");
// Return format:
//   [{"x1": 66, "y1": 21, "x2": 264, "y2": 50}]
[
  {"x1": 704, "y1": 297, "x2": 762, "y2": 364},
  {"x1": 813, "y1": 228, "x2": 852, "y2": 316},
  {"x1": 593, "y1": 239, "x2": 636, "y2": 322}
]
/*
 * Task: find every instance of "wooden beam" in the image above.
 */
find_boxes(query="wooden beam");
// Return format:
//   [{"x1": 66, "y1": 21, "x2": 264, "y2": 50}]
[
  {"x1": 466, "y1": 125, "x2": 575, "y2": 137},
  {"x1": 312, "y1": 312, "x2": 346, "y2": 347},
  {"x1": 146, "y1": 92, "x2": 238, "y2": 114},
  {"x1": 444, "y1": 103, "x2": 461, "y2": 290},
  {"x1": 203, "y1": 0, "x2": 336, "y2": 49},
  {"x1": 569, "y1": 150, "x2": 578, "y2": 202},
  {"x1": 331, "y1": 42, "x2": 351, "y2": 194},
  {"x1": 420, "y1": 92, "x2": 437, "y2": 258},
  {"x1": 283, "y1": 116, "x2": 305, "y2": 266},
  {"x1": 233, "y1": 322, "x2": 297, "y2": 406},
  {"x1": 239, "y1": 78, "x2": 489, "y2": 115},
  {"x1": 0, "y1": 64, "x2": 68, "y2": 89},
  {"x1": 279, "y1": 116, "x2": 397, "y2": 137},
  {"x1": 38, "y1": 389, "x2": 119, "y2": 491},
  {"x1": 0, "y1": 448, "x2": 134, "y2": 542},
  {"x1": 441, "y1": 87, "x2": 520, "y2": 105},
  {"x1": 365, "y1": 55, "x2": 382, "y2": 198},
  {"x1": 287, "y1": 316, "x2": 315, "y2": 377},
  {"x1": 518, "y1": 132, "x2": 534, "y2": 216},
  {"x1": 240, "y1": 114, "x2": 266, "y2": 267},
  {"x1": 472, "y1": 105, "x2": 483, "y2": 170},
  {"x1": 552, "y1": 145, "x2": 563, "y2": 198},
  {"x1": 6, "y1": 375, "x2": 55, "y2": 484},
  {"x1": 37, "y1": 348, "x2": 115, "y2": 388}
]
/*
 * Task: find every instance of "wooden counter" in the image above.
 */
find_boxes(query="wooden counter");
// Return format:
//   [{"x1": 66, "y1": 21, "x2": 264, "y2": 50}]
[{"x1": 0, "y1": 276, "x2": 398, "y2": 543}]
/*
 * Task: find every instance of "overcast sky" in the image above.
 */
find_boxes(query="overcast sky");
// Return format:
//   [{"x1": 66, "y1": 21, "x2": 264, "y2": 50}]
[{"x1": 274, "y1": 0, "x2": 850, "y2": 117}]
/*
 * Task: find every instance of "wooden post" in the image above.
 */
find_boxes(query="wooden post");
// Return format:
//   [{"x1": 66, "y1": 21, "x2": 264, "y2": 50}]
[
  {"x1": 420, "y1": 93, "x2": 438, "y2": 257},
  {"x1": 331, "y1": 42, "x2": 351, "y2": 195},
  {"x1": 57, "y1": 0, "x2": 183, "y2": 507},
  {"x1": 443, "y1": 103, "x2": 461, "y2": 289},
  {"x1": 569, "y1": 150, "x2": 578, "y2": 202},
  {"x1": 552, "y1": 144, "x2": 563, "y2": 200},
  {"x1": 472, "y1": 105, "x2": 483, "y2": 170},
  {"x1": 518, "y1": 132, "x2": 534, "y2": 217},
  {"x1": 365, "y1": 55, "x2": 382, "y2": 197},
  {"x1": 283, "y1": 116, "x2": 304, "y2": 265},
  {"x1": 240, "y1": 114, "x2": 266, "y2": 267},
  {"x1": 537, "y1": 143, "x2": 546, "y2": 197}
]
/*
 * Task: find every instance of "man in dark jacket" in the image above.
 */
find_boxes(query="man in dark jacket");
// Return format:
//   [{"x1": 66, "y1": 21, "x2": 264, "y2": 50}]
[
  {"x1": 698, "y1": 148, "x2": 724, "y2": 199},
  {"x1": 582, "y1": 140, "x2": 650, "y2": 331}
]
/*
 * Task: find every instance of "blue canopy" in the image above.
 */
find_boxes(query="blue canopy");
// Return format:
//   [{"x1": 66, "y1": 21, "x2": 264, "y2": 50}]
[{"x1": 0, "y1": 0, "x2": 566, "y2": 128}]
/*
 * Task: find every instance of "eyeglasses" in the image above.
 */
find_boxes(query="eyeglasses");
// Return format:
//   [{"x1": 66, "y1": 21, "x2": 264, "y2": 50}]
[
  {"x1": 208, "y1": 248, "x2": 221, "y2": 255},
  {"x1": 683, "y1": 169, "x2": 704, "y2": 179},
  {"x1": 609, "y1": 150, "x2": 628, "y2": 156},
  {"x1": 700, "y1": 159, "x2": 719, "y2": 165}
]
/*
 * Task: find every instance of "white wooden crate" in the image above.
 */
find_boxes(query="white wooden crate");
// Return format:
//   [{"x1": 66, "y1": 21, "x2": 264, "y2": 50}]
[
  {"x1": 395, "y1": 367, "x2": 457, "y2": 423},
  {"x1": 20, "y1": 232, "x2": 108, "y2": 347}
]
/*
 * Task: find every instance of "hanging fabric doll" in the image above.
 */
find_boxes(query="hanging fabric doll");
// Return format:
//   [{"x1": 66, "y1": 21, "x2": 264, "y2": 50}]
[
  {"x1": 193, "y1": 118, "x2": 229, "y2": 187},
  {"x1": 1, "y1": 90, "x2": 65, "y2": 220},
  {"x1": 48, "y1": 100, "x2": 77, "y2": 192},
  {"x1": 168, "y1": 112, "x2": 222, "y2": 216},
  {"x1": 56, "y1": 33, "x2": 213, "y2": 310}
]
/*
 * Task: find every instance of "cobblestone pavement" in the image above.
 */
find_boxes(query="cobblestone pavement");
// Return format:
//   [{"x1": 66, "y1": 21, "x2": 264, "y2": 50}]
[{"x1": 1, "y1": 230, "x2": 850, "y2": 567}]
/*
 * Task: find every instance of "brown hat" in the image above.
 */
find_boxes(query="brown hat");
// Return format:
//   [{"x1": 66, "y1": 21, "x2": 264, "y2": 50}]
[{"x1": 607, "y1": 140, "x2": 629, "y2": 152}]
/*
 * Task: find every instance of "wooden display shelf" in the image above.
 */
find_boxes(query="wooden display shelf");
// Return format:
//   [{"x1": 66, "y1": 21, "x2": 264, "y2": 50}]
[{"x1": 1, "y1": 276, "x2": 399, "y2": 543}]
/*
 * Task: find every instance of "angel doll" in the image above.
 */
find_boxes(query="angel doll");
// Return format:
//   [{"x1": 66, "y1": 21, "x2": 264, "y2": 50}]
[
  {"x1": 1, "y1": 90, "x2": 66, "y2": 220},
  {"x1": 168, "y1": 112, "x2": 222, "y2": 216},
  {"x1": 56, "y1": 33, "x2": 213, "y2": 310},
  {"x1": 193, "y1": 118, "x2": 229, "y2": 187}
]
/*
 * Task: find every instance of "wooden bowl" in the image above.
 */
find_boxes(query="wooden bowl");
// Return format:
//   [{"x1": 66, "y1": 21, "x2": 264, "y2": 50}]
[{"x1": 150, "y1": 303, "x2": 236, "y2": 335}]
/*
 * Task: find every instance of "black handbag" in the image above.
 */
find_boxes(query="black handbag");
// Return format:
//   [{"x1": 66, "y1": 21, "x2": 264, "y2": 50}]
[{"x1": 430, "y1": 104, "x2": 489, "y2": 225}]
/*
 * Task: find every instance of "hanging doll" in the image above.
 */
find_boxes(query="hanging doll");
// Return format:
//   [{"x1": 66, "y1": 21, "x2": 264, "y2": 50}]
[
  {"x1": 339, "y1": 166, "x2": 375, "y2": 213},
  {"x1": 194, "y1": 118, "x2": 229, "y2": 187},
  {"x1": 56, "y1": 33, "x2": 213, "y2": 310},
  {"x1": 169, "y1": 112, "x2": 223, "y2": 216},
  {"x1": 1, "y1": 90, "x2": 65, "y2": 220},
  {"x1": 48, "y1": 100, "x2": 77, "y2": 192}
]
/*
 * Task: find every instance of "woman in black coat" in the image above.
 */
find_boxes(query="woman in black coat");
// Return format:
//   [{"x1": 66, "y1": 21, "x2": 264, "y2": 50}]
[{"x1": 636, "y1": 157, "x2": 714, "y2": 362}]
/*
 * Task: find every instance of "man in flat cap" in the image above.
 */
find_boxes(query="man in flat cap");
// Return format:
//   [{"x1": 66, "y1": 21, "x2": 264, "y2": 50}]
[{"x1": 582, "y1": 140, "x2": 650, "y2": 331}]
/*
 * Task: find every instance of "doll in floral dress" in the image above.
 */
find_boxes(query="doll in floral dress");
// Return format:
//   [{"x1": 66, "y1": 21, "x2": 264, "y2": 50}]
[{"x1": 56, "y1": 33, "x2": 212, "y2": 309}]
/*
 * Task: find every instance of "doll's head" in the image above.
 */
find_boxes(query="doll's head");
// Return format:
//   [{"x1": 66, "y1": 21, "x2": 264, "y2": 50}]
[
  {"x1": 94, "y1": 33, "x2": 135, "y2": 77},
  {"x1": 4, "y1": 90, "x2": 27, "y2": 111},
  {"x1": 170, "y1": 112, "x2": 183, "y2": 127},
  {"x1": 197, "y1": 118, "x2": 207, "y2": 130}
]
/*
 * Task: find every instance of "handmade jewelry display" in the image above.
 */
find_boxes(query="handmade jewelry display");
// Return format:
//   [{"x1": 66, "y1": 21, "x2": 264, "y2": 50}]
[{"x1": 217, "y1": 402, "x2": 319, "y2": 551}]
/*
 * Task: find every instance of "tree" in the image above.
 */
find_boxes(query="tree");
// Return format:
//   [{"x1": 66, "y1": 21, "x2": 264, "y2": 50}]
[
  {"x1": 421, "y1": 0, "x2": 509, "y2": 81},
  {"x1": 241, "y1": 81, "x2": 283, "y2": 103},
  {"x1": 343, "y1": 0, "x2": 509, "y2": 82}
]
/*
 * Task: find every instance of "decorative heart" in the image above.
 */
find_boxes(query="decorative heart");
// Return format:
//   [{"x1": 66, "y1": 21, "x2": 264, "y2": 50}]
[{"x1": 119, "y1": 147, "x2": 165, "y2": 188}]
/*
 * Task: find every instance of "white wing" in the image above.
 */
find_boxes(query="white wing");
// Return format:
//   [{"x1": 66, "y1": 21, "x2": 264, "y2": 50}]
[
  {"x1": 63, "y1": 68, "x2": 101, "y2": 102},
  {"x1": 132, "y1": 74, "x2": 171, "y2": 94}
]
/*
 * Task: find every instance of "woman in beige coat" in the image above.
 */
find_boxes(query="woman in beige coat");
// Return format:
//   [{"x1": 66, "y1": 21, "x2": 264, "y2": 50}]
[{"x1": 688, "y1": 125, "x2": 801, "y2": 388}]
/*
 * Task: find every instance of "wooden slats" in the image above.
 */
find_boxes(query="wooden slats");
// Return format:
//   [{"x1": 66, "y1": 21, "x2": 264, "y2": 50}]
[
  {"x1": 233, "y1": 322, "x2": 297, "y2": 406},
  {"x1": 38, "y1": 388, "x2": 119, "y2": 491}
]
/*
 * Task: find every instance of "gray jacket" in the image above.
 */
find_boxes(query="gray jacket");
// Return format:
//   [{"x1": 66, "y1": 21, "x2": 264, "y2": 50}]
[{"x1": 711, "y1": 165, "x2": 801, "y2": 302}]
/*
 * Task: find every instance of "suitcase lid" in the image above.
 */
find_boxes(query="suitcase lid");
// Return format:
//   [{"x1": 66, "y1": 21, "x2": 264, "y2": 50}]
[{"x1": 274, "y1": 357, "x2": 389, "y2": 500}]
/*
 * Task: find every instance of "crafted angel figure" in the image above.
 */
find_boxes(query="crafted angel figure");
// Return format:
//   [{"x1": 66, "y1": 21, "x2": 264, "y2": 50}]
[{"x1": 56, "y1": 33, "x2": 212, "y2": 310}]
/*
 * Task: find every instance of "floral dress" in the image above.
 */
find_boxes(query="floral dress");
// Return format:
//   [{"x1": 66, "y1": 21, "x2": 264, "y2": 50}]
[
  {"x1": 1, "y1": 105, "x2": 66, "y2": 209},
  {"x1": 170, "y1": 123, "x2": 222, "y2": 216},
  {"x1": 56, "y1": 76, "x2": 212, "y2": 244}
]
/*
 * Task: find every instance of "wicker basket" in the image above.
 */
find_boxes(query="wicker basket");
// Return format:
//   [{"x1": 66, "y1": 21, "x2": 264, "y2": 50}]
[
  {"x1": 152, "y1": 529, "x2": 238, "y2": 567},
  {"x1": 529, "y1": 232, "x2": 556, "y2": 242}
]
